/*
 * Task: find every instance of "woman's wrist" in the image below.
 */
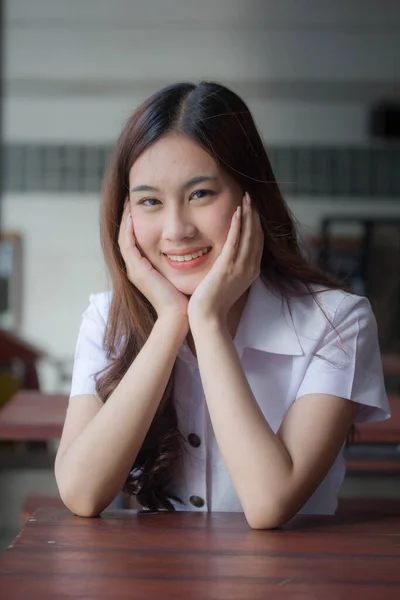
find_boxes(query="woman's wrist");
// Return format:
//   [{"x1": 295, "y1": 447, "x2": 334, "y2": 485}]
[
  {"x1": 189, "y1": 313, "x2": 229, "y2": 339},
  {"x1": 156, "y1": 311, "x2": 189, "y2": 339}
]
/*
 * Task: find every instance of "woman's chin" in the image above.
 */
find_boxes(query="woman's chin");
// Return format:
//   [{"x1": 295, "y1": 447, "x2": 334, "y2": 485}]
[{"x1": 168, "y1": 273, "x2": 206, "y2": 297}]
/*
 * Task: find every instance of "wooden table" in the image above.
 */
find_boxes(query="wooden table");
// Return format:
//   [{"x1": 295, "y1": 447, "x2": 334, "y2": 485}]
[
  {"x1": 0, "y1": 508, "x2": 399, "y2": 599},
  {"x1": 0, "y1": 391, "x2": 68, "y2": 440}
]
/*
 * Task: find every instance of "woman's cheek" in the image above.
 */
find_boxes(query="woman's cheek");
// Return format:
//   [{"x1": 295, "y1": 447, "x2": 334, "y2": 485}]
[
  {"x1": 210, "y1": 208, "x2": 235, "y2": 245},
  {"x1": 130, "y1": 215, "x2": 155, "y2": 257}
]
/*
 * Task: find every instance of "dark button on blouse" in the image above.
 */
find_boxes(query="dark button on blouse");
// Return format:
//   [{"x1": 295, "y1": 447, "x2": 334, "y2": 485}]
[
  {"x1": 188, "y1": 433, "x2": 201, "y2": 448},
  {"x1": 189, "y1": 495, "x2": 205, "y2": 508}
]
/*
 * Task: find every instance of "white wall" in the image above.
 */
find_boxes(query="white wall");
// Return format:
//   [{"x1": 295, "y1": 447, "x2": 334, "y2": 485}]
[{"x1": 2, "y1": 0, "x2": 400, "y2": 390}]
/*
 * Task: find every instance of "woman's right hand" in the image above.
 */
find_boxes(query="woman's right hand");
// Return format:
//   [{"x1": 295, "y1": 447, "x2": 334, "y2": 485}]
[{"x1": 118, "y1": 200, "x2": 189, "y2": 323}]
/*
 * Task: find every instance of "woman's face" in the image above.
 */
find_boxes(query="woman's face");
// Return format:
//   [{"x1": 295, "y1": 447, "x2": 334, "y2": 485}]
[{"x1": 128, "y1": 133, "x2": 243, "y2": 295}]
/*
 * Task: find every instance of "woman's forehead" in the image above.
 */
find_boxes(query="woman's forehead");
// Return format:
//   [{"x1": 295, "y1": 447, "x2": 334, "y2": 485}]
[{"x1": 129, "y1": 133, "x2": 219, "y2": 186}]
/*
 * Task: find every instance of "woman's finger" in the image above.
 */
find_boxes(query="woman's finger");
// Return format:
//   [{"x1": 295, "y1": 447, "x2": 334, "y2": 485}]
[
  {"x1": 118, "y1": 207, "x2": 145, "y2": 279},
  {"x1": 219, "y1": 205, "x2": 242, "y2": 263},
  {"x1": 122, "y1": 213, "x2": 141, "y2": 259},
  {"x1": 118, "y1": 199, "x2": 131, "y2": 247},
  {"x1": 235, "y1": 192, "x2": 254, "y2": 266},
  {"x1": 125, "y1": 213, "x2": 136, "y2": 246}
]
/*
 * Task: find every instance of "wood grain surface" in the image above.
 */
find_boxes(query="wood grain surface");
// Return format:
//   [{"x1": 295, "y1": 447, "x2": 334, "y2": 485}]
[{"x1": 0, "y1": 508, "x2": 399, "y2": 599}]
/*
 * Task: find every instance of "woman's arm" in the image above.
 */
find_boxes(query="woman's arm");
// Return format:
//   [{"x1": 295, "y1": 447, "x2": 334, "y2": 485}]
[
  {"x1": 191, "y1": 317, "x2": 358, "y2": 529},
  {"x1": 56, "y1": 200, "x2": 189, "y2": 517},
  {"x1": 188, "y1": 195, "x2": 358, "y2": 528},
  {"x1": 55, "y1": 314, "x2": 187, "y2": 518}
]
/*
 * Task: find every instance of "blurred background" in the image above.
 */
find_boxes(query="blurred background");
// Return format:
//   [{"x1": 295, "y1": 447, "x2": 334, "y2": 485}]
[{"x1": 0, "y1": 0, "x2": 399, "y2": 550}]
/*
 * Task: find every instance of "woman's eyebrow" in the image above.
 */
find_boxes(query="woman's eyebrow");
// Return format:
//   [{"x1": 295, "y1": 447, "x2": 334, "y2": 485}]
[
  {"x1": 185, "y1": 175, "x2": 218, "y2": 188},
  {"x1": 130, "y1": 184, "x2": 159, "y2": 193},
  {"x1": 130, "y1": 175, "x2": 218, "y2": 194}
]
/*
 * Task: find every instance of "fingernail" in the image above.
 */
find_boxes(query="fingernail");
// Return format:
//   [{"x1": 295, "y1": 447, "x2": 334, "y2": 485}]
[
  {"x1": 245, "y1": 193, "x2": 251, "y2": 205},
  {"x1": 126, "y1": 213, "x2": 132, "y2": 228},
  {"x1": 236, "y1": 206, "x2": 241, "y2": 218}
]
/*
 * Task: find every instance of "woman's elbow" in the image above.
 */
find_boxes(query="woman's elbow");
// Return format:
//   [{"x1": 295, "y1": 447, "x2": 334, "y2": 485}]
[
  {"x1": 247, "y1": 516, "x2": 284, "y2": 530},
  {"x1": 56, "y1": 478, "x2": 104, "y2": 518},
  {"x1": 60, "y1": 491, "x2": 102, "y2": 518},
  {"x1": 246, "y1": 514, "x2": 283, "y2": 530},
  {"x1": 69, "y1": 505, "x2": 100, "y2": 519},
  {"x1": 244, "y1": 499, "x2": 295, "y2": 530}
]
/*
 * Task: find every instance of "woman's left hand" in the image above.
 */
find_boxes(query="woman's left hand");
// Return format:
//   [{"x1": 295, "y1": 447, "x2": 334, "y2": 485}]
[{"x1": 188, "y1": 192, "x2": 263, "y2": 327}]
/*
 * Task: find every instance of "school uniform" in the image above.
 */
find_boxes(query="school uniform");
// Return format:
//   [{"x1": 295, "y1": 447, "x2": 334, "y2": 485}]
[{"x1": 70, "y1": 277, "x2": 390, "y2": 515}]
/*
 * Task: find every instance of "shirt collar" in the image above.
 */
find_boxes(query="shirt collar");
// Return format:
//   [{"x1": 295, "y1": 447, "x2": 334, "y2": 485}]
[
  {"x1": 234, "y1": 277, "x2": 304, "y2": 357},
  {"x1": 177, "y1": 276, "x2": 304, "y2": 366}
]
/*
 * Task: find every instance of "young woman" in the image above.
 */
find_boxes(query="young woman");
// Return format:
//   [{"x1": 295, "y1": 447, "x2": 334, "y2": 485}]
[{"x1": 55, "y1": 82, "x2": 390, "y2": 528}]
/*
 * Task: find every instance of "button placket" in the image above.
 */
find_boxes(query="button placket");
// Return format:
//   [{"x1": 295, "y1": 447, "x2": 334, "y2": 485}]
[
  {"x1": 188, "y1": 433, "x2": 201, "y2": 448},
  {"x1": 186, "y1": 381, "x2": 208, "y2": 510},
  {"x1": 189, "y1": 495, "x2": 205, "y2": 508}
]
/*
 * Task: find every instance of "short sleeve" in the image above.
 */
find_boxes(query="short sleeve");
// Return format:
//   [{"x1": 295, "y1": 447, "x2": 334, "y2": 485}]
[
  {"x1": 295, "y1": 295, "x2": 391, "y2": 424},
  {"x1": 69, "y1": 292, "x2": 112, "y2": 398}
]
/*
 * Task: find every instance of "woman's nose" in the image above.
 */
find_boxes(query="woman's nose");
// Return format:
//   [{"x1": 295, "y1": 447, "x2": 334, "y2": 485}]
[{"x1": 162, "y1": 207, "x2": 197, "y2": 241}]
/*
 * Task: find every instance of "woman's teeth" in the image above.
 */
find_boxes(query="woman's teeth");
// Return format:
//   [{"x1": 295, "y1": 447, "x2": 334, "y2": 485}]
[{"x1": 166, "y1": 247, "x2": 211, "y2": 262}]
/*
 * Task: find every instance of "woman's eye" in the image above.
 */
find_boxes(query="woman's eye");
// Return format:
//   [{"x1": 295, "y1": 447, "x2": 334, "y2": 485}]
[
  {"x1": 191, "y1": 189, "x2": 214, "y2": 200},
  {"x1": 139, "y1": 198, "x2": 161, "y2": 207}
]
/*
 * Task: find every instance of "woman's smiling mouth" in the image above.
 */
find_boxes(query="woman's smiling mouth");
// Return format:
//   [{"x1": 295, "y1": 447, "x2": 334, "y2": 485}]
[{"x1": 163, "y1": 246, "x2": 212, "y2": 269}]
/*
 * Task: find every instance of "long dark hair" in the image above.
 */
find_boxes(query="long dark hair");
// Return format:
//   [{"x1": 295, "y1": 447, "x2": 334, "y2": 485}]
[{"x1": 98, "y1": 81, "x2": 347, "y2": 511}]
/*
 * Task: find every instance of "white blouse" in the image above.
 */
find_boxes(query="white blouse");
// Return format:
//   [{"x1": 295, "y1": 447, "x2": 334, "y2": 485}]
[{"x1": 70, "y1": 277, "x2": 390, "y2": 515}]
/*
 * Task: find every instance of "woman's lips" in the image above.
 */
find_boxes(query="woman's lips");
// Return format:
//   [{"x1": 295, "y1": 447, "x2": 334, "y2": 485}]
[{"x1": 163, "y1": 248, "x2": 212, "y2": 270}]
